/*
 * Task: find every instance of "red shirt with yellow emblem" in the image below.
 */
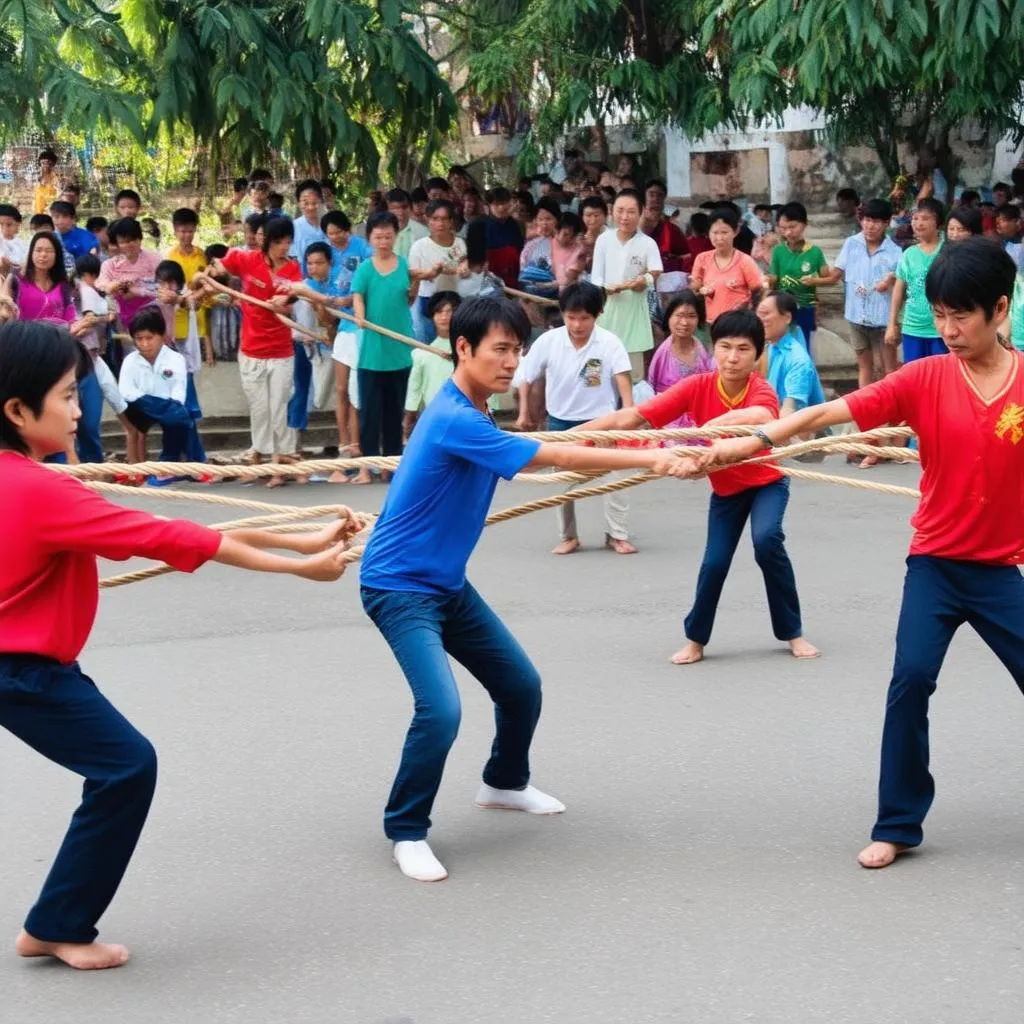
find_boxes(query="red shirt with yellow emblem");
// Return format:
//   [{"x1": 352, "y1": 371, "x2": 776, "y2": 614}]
[{"x1": 845, "y1": 351, "x2": 1024, "y2": 565}]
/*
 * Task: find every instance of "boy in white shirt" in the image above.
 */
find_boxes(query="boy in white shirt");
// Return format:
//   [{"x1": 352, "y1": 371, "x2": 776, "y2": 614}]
[
  {"x1": 118, "y1": 306, "x2": 205, "y2": 478},
  {"x1": 0, "y1": 203, "x2": 27, "y2": 277},
  {"x1": 514, "y1": 281, "x2": 637, "y2": 554}
]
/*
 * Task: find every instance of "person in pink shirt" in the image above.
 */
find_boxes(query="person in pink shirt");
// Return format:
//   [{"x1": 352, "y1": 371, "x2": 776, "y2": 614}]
[
  {"x1": 551, "y1": 211, "x2": 585, "y2": 289},
  {"x1": 690, "y1": 206, "x2": 765, "y2": 322},
  {"x1": 96, "y1": 218, "x2": 163, "y2": 327},
  {"x1": 646, "y1": 289, "x2": 715, "y2": 427}
]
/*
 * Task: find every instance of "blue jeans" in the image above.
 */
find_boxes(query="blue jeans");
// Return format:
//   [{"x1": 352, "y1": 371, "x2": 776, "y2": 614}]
[
  {"x1": 0, "y1": 656, "x2": 157, "y2": 943},
  {"x1": 125, "y1": 396, "x2": 206, "y2": 463},
  {"x1": 871, "y1": 556, "x2": 1024, "y2": 847},
  {"x1": 794, "y1": 306, "x2": 816, "y2": 355},
  {"x1": 685, "y1": 478, "x2": 802, "y2": 646},
  {"x1": 287, "y1": 341, "x2": 312, "y2": 430},
  {"x1": 902, "y1": 334, "x2": 946, "y2": 361},
  {"x1": 75, "y1": 367, "x2": 105, "y2": 463},
  {"x1": 361, "y1": 583, "x2": 543, "y2": 840}
]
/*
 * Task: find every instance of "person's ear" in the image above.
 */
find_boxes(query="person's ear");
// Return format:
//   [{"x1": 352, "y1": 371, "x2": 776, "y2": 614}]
[
  {"x1": 453, "y1": 336, "x2": 471, "y2": 363},
  {"x1": 3, "y1": 397, "x2": 29, "y2": 430}
]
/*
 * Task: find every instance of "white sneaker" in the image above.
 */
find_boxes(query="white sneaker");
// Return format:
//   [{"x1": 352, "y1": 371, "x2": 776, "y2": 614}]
[
  {"x1": 392, "y1": 840, "x2": 448, "y2": 882},
  {"x1": 474, "y1": 783, "x2": 566, "y2": 814}
]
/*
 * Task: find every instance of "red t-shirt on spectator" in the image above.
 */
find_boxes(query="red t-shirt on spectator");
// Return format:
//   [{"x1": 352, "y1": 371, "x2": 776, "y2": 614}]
[
  {"x1": 845, "y1": 352, "x2": 1024, "y2": 564},
  {"x1": 639, "y1": 371, "x2": 782, "y2": 496},
  {"x1": 0, "y1": 453, "x2": 222, "y2": 664},
  {"x1": 646, "y1": 217, "x2": 691, "y2": 273},
  {"x1": 221, "y1": 249, "x2": 301, "y2": 360}
]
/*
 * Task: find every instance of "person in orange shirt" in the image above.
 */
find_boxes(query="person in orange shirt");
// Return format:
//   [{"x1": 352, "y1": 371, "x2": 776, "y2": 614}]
[
  {"x1": 32, "y1": 149, "x2": 59, "y2": 216},
  {"x1": 690, "y1": 207, "x2": 765, "y2": 322}
]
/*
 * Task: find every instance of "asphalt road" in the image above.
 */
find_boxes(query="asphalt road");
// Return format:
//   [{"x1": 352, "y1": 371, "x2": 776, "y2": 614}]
[{"x1": 3, "y1": 462, "x2": 1023, "y2": 1023}]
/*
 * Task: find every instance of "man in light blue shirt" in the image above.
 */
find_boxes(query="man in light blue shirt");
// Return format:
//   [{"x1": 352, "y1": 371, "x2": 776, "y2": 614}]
[
  {"x1": 289, "y1": 178, "x2": 326, "y2": 269},
  {"x1": 831, "y1": 198, "x2": 903, "y2": 389}
]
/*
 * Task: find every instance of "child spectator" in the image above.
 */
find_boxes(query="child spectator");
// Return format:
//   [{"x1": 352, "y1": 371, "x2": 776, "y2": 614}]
[
  {"x1": 210, "y1": 216, "x2": 301, "y2": 486},
  {"x1": 886, "y1": 197, "x2": 946, "y2": 361},
  {"x1": 50, "y1": 202, "x2": 99, "y2": 262},
  {"x1": 748, "y1": 203, "x2": 775, "y2": 238},
  {"x1": 403, "y1": 291, "x2": 457, "y2": 439},
  {"x1": 410, "y1": 186, "x2": 428, "y2": 225},
  {"x1": 0, "y1": 203, "x2": 26, "y2": 276},
  {"x1": 768, "y1": 201, "x2": 831, "y2": 354},
  {"x1": 351, "y1": 210, "x2": 418, "y2": 483},
  {"x1": 465, "y1": 187, "x2": 524, "y2": 288},
  {"x1": 166, "y1": 207, "x2": 212, "y2": 364},
  {"x1": 114, "y1": 189, "x2": 142, "y2": 220},
  {"x1": 552, "y1": 211, "x2": 585, "y2": 290},
  {"x1": 204, "y1": 243, "x2": 240, "y2": 361},
  {"x1": 33, "y1": 149, "x2": 60, "y2": 215},
  {"x1": 408, "y1": 199, "x2": 469, "y2": 341},
  {"x1": 387, "y1": 187, "x2": 429, "y2": 259},
  {"x1": 97, "y1": 218, "x2": 163, "y2": 327},
  {"x1": 85, "y1": 216, "x2": 112, "y2": 261},
  {"x1": 267, "y1": 191, "x2": 287, "y2": 219},
  {"x1": 117, "y1": 306, "x2": 205, "y2": 475},
  {"x1": 690, "y1": 206, "x2": 764, "y2": 324},
  {"x1": 154, "y1": 260, "x2": 203, "y2": 422}
]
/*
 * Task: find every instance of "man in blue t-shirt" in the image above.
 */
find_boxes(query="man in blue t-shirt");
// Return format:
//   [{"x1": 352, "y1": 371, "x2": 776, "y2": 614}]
[
  {"x1": 360, "y1": 295, "x2": 684, "y2": 883},
  {"x1": 50, "y1": 201, "x2": 99, "y2": 262}
]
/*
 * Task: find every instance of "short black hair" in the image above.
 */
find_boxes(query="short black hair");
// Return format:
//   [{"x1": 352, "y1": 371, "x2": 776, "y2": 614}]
[
  {"x1": 958, "y1": 190, "x2": 981, "y2": 206},
  {"x1": 245, "y1": 211, "x2": 268, "y2": 233},
  {"x1": 710, "y1": 308, "x2": 765, "y2": 357},
  {"x1": 115, "y1": 188, "x2": 142, "y2": 207},
  {"x1": 249, "y1": 168, "x2": 273, "y2": 183},
  {"x1": 993, "y1": 181, "x2": 1011, "y2": 194},
  {"x1": 513, "y1": 190, "x2": 536, "y2": 216},
  {"x1": 449, "y1": 295, "x2": 530, "y2": 365},
  {"x1": 410, "y1": 186, "x2": 428, "y2": 203},
  {"x1": 109, "y1": 217, "x2": 143, "y2": 243},
  {"x1": 268, "y1": 191, "x2": 285, "y2": 208},
  {"x1": 204, "y1": 243, "x2": 228, "y2": 261},
  {"x1": 709, "y1": 206, "x2": 740, "y2": 230},
  {"x1": 689, "y1": 212, "x2": 710, "y2": 236},
  {"x1": 38, "y1": 148, "x2": 58, "y2": 164},
  {"x1": 925, "y1": 236, "x2": 1015, "y2": 320},
  {"x1": 155, "y1": 259, "x2": 186, "y2": 288},
  {"x1": 425, "y1": 176, "x2": 449, "y2": 192},
  {"x1": 262, "y1": 216, "x2": 295, "y2": 250},
  {"x1": 129, "y1": 306, "x2": 168, "y2": 338},
  {"x1": 295, "y1": 178, "x2": 323, "y2": 202},
  {"x1": 861, "y1": 198, "x2": 892, "y2": 222},
  {"x1": 535, "y1": 196, "x2": 562, "y2": 221},
  {"x1": 233, "y1": 176, "x2": 249, "y2": 192},
  {"x1": 778, "y1": 201, "x2": 808, "y2": 224},
  {"x1": 75, "y1": 253, "x2": 101, "y2": 278},
  {"x1": 386, "y1": 187, "x2": 411, "y2": 205},
  {"x1": 171, "y1": 206, "x2": 199, "y2": 227},
  {"x1": 915, "y1": 197, "x2": 945, "y2": 225},
  {"x1": 426, "y1": 290, "x2": 461, "y2": 320},
  {"x1": 613, "y1": 188, "x2": 643, "y2": 211},
  {"x1": 50, "y1": 200, "x2": 76, "y2": 220},
  {"x1": 485, "y1": 186, "x2": 511, "y2": 204},
  {"x1": 753, "y1": 203, "x2": 772, "y2": 214},
  {"x1": 304, "y1": 240, "x2": 333, "y2": 265},
  {"x1": 995, "y1": 202, "x2": 1021, "y2": 221},
  {"x1": 85, "y1": 215, "x2": 107, "y2": 234},
  {"x1": 321, "y1": 209, "x2": 352, "y2": 233},
  {"x1": 763, "y1": 290, "x2": 799, "y2": 324},
  {"x1": 947, "y1": 206, "x2": 984, "y2": 236},
  {"x1": 663, "y1": 289, "x2": 706, "y2": 328},
  {"x1": 426, "y1": 198, "x2": 456, "y2": 220},
  {"x1": 644, "y1": 178, "x2": 668, "y2": 194},
  {"x1": 557, "y1": 211, "x2": 583, "y2": 234},
  {"x1": 579, "y1": 196, "x2": 607, "y2": 215},
  {"x1": 0, "y1": 321, "x2": 85, "y2": 453},
  {"x1": 0, "y1": 203, "x2": 22, "y2": 222},
  {"x1": 29, "y1": 214, "x2": 54, "y2": 231},
  {"x1": 836, "y1": 188, "x2": 860, "y2": 203},
  {"x1": 366, "y1": 210, "x2": 399, "y2": 237},
  {"x1": 559, "y1": 281, "x2": 604, "y2": 317}
]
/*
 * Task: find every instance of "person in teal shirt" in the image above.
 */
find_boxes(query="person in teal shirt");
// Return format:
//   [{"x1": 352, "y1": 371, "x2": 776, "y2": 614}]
[
  {"x1": 351, "y1": 211, "x2": 418, "y2": 480},
  {"x1": 887, "y1": 198, "x2": 946, "y2": 361}
]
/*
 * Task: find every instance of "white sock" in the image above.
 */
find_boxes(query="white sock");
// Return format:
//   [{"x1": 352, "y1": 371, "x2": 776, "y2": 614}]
[
  {"x1": 475, "y1": 783, "x2": 566, "y2": 814},
  {"x1": 392, "y1": 840, "x2": 448, "y2": 882}
]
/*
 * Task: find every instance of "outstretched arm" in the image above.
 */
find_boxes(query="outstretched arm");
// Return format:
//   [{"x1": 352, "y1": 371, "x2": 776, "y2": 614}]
[{"x1": 213, "y1": 534, "x2": 351, "y2": 581}]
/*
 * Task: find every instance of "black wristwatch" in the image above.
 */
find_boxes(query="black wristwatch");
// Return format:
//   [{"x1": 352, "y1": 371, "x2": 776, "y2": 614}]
[{"x1": 753, "y1": 428, "x2": 776, "y2": 448}]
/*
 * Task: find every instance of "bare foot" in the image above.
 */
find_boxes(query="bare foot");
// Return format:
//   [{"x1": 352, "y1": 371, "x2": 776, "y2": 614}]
[
  {"x1": 552, "y1": 538, "x2": 581, "y2": 555},
  {"x1": 15, "y1": 929, "x2": 130, "y2": 970},
  {"x1": 858, "y1": 454, "x2": 880, "y2": 469},
  {"x1": 352, "y1": 470, "x2": 373, "y2": 485},
  {"x1": 857, "y1": 841, "x2": 908, "y2": 869},
  {"x1": 265, "y1": 475, "x2": 286, "y2": 489},
  {"x1": 327, "y1": 470, "x2": 349, "y2": 484},
  {"x1": 605, "y1": 536, "x2": 638, "y2": 555},
  {"x1": 789, "y1": 637, "x2": 821, "y2": 659},
  {"x1": 670, "y1": 641, "x2": 704, "y2": 665},
  {"x1": 380, "y1": 470, "x2": 393, "y2": 483}
]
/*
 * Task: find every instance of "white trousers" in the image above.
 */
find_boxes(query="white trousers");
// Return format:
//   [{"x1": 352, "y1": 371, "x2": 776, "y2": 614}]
[
  {"x1": 239, "y1": 353, "x2": 297, "y2": 456},
  {"x1": 557, "y1": 480, "x2": 629, "y2": 542}
]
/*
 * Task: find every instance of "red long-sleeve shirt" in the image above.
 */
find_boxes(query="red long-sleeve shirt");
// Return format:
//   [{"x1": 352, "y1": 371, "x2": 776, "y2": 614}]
[{"x1": 0, "y1": 452, "x2": 222, "y2": 664}]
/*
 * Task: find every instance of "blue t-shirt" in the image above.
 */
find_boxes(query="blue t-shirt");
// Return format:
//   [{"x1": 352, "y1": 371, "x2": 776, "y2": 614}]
[
  {"x1": 60, "y1": 226, "x2": 99, "y2": 261},
  {"x1": 330, "y1": 235, "x2": 372, "y2": 332},
  {"x1": 766, "y1": 328, "x2": 826, "y2": 410},
  {"x1": 290, "y1": 215, "x2": 327, "y2": 268},
  {"x1": 361, "y1": 379, "x2": 541, "y2": 594}
]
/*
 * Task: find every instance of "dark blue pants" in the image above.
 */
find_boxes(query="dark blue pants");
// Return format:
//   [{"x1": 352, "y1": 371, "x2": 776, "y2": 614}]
[
  {"x1": 287, "y1": 341, "x2": 312, "y2": 431},
  {"x1": 75, "y1": 368, "x2": 105, "y2": 464},
  {"x1": 685, "y1": 478, "x2": 802, "y2": 646},
  {"x1": 872, "y1": 556, "x2": 1024, "y2": 847},
  {"x1": 361, "y1": 583, "x2": 543, "y2": 841},
  {"x1": 901, "y1": 334, "x2": 946, "y2": 362},
  {"x1": 358, "y1": 367, "x2": 410, "y2": 458},
  {"x1": 0, "y1": 656, "x2": 157, "y2": 943},
  {"x1": 126, "y1": 396, "x2": 206, "y2": 463},
  {"x1": 795, "y1": 305, "x2": 816, "y2": 354}
]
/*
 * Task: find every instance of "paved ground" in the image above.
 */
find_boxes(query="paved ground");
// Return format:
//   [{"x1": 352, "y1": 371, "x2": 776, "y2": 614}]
[{"x1": 3, "y1": 461, "x2": 1024, "y2": 1023}]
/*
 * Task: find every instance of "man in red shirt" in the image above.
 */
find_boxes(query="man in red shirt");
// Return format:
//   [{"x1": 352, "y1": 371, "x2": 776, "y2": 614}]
[
  {"x1": 642, "y1": 178, "x2": 691, "y2": 273},
  {"x1": 583, "y1": 308, "x2": 819, "y2": 665},
  {"x1": 209, "y1": 217, "x2": 301, "y2": 486},
  {"x1": 698, "y1": 237, "x2": 1024, "y2": 870}
]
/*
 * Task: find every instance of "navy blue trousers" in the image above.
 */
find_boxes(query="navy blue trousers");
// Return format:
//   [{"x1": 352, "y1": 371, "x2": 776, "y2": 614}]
[
  {"x1": 287, "y1": 341, "x2": 312, "y2": 431},
  {"x1": 362, "y1": 583, "x2": 542, "y2": 841},
  {"x1": 685, "y1": 478, "x2": 803, "y2": 646},
  {"x1": 75, "y1": 368, "x2": 105, "y2": 464},
  {"x1": 872, "y1": 555, "x2": 1024, "y2": 846},
  {"x1": 0, "y1": 656, "x2": 157, "y2": 943},
  {"x1": 126, "y1": 395, "x2": 206, "y2": 463}
]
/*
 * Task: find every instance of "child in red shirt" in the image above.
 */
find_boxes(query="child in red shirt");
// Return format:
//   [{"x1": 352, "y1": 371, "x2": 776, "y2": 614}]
[
  {"x1": 699, "y1": 237, "x2": 1024, "y2": 871},
  {"x1": 583, "y1": 308, "x2": 819, "y2": 666},
  {"x1": 0, "y1": 321, "x2": 357, "y2": 970}
]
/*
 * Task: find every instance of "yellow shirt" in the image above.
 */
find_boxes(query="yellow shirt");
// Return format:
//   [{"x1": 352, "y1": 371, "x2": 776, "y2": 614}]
[
  {"x1": 165, "y1": 245, "x2": 208, "y2": 339},
  {"x1": 33, "y1": 180, "x2": 58, "y2": 216}
]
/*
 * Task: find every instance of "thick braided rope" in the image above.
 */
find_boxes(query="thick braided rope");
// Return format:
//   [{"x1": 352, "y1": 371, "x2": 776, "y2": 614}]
[
  {"x1": 778, "y1": 467, "x2": 921, "y2": 498},
  {"x1": 86, "y1": 481, "x2": 331, "y2": 514}
]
